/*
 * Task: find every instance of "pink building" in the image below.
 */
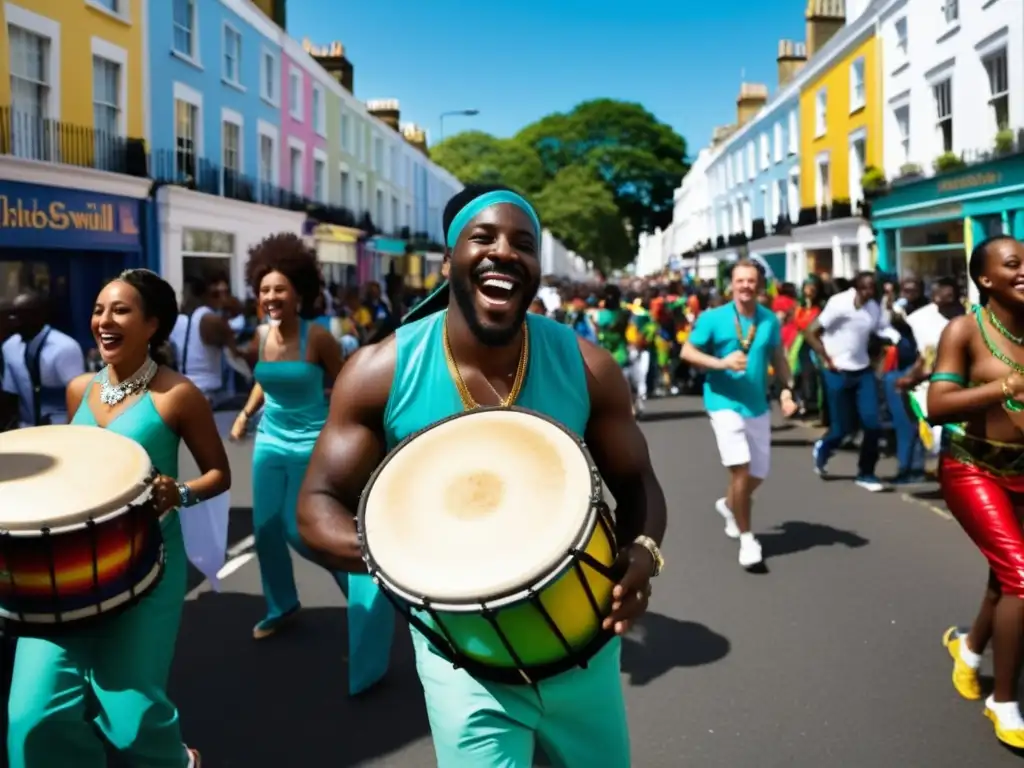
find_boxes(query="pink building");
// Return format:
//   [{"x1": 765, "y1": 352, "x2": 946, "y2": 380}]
[{"x1": 280, "y1": 43, "x2": 329, "y2": 202}]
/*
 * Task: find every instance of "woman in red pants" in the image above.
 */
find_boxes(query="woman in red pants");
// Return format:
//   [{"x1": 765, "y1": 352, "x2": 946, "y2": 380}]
[{"x1": 929, "y1": 234, "x2": 1024, "y2": 749}]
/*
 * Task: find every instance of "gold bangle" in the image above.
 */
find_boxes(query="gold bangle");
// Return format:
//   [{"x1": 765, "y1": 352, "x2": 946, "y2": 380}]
[{"x1": 1002, "y1": 378, "x2": 1015, "y2": 399}]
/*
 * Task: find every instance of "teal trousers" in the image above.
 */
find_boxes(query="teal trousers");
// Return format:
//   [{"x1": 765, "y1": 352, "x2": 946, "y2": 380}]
[
  {"x1": 414, "y1": 633, "x2": 631, "y2": 767},
  {"x1": 7, "y1": 515, "x2": 190, "y2": 768},
  {"x1": 253, "y1": 433, "x2": 396, "y2": 696}
]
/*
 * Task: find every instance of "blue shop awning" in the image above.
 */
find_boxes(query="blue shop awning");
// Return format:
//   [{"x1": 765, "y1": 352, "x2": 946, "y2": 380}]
[{"x1": 368, "y1": 237, "x2": 406, "y2": 255}]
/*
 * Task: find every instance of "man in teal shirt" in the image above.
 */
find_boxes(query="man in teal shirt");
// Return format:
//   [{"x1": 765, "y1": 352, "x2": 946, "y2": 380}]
[{"x1": 682, "y1": 259, "x2": 796, "y2": 569}]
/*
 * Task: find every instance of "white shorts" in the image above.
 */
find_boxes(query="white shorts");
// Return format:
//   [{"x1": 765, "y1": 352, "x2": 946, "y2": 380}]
[{"x1": 708, "y1": 410, "x2": 772, "y2": 479}]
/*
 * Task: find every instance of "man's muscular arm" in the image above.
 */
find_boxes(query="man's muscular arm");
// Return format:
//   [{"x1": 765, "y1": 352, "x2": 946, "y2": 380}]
[{"x1": 297, "y1": 339, "x2": 396, "y2": 572}]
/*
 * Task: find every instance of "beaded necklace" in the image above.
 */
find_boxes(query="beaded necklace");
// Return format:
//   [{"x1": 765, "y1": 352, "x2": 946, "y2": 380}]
[
  {"x1": 975, "y1": 306, "x2": 1024, "y2": 413},
  {"x1": 733, "y1": 303, "x2": 757, "y2": 352}
]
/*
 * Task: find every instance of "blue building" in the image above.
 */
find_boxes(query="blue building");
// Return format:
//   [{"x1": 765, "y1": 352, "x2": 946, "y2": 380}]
[
  {"x1": 705, "y1": 81, "x2": 802, "y2": 282},
  {"x1": 147, "y1": 0, "x2": 312, "y2": 301}
]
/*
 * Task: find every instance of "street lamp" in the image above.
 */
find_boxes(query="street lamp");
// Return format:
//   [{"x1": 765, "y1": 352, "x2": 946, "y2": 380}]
[{"x1": 439, "y1": 109, "x2": 479, "y2": 142}]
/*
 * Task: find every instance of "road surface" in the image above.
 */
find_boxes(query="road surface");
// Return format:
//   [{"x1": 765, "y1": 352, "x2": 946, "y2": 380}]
[{"x1": 171, "y1": 397, "x2": 1022, "y2": 767}]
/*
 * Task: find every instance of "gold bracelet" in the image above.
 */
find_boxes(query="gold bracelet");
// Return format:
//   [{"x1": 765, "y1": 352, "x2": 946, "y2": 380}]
[{"x1": 1002, "y1": 377, "x2": 1015, "y2": 399}]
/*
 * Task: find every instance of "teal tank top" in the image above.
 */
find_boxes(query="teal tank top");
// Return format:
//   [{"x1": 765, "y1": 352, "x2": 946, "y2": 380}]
[
  {"x1": 384, "y1": 310, "x2": 590, "y2": 449},
  {"x1": 72, "y1": 378, "x2": 182, "y2": 537},
  {"x1": 254, "y1": 320, "x2": 328, "y2": 444}
]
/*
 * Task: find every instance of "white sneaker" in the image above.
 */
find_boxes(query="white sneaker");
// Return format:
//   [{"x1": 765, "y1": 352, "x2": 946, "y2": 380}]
[
  {"x1": 738, "y1": 536, "x2": 763, "y2": 568},
  {"x1": 715, "y1": 497, "x2": 741, "y2": 539}
]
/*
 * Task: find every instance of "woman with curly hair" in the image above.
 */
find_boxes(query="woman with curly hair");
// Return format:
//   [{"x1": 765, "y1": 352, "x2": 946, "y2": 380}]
[
  {"x1": 8, "y1": 269, "x2": 231, "y2": 768},
  {"x1": 230, "y1": 234, "x2": 343, "y2": 640}
]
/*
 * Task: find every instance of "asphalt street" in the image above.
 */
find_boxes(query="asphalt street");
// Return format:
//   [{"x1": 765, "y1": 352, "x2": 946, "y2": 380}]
[{"x1": 171, "y1": 397, "x2": 1024, "y2": 767}]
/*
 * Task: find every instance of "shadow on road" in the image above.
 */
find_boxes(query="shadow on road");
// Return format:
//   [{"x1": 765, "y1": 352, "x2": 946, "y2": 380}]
[
  {"x1": 771, "y1": 436, "x2": 818, "y2": 448},
  {"x1": 638, "y1": 409, "x2": 706, "y2": 423},
  {"x1": 170, "y1": 592, "x2": 429, "y2": 767},
  {"x1": 621, "y1": 612, "x2": 730, "y2": 686},
  {"x1": 758, "y1": 521, "x2": 870, "y2": 561}
]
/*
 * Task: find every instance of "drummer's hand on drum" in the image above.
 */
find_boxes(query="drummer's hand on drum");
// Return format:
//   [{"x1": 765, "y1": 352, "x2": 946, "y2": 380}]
[
  {"x1": 152, "y1": 475, "x2": 182, "y2": 515},
  {"x1": 603, "y1": 544, "x2": 655, "y2": 635}
]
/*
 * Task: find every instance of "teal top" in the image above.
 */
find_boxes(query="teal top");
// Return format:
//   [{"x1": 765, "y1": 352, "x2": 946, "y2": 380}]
[
  {"x1": 384, "y1": 310, "x2": 590, "y2": 449},
  {"x1": 687, "y1": 302, "x2": 781, "y2": 418},
  {"x1": 254, "y1": 320, "x2": 328, "y2": 445},
  {"x1": 73, "y1": 377, "x2": 182, "y2": 534}
]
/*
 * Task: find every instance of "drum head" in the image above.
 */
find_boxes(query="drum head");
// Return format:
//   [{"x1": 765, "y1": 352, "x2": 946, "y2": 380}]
[
  {"x1": 0, "y1": 426, "x2": 153, "y2": 532},
  {"x1": 362, "y1": 408, "x2": 597, "y2": 603}
]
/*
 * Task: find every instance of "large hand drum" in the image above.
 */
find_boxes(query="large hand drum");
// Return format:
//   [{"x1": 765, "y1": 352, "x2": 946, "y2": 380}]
[
  {"x1": 0, "y1": 425, "x2": 165, "y2": 632},
  {"x1": 359, "y1": 407, "x2": 619, "y2": 685}
]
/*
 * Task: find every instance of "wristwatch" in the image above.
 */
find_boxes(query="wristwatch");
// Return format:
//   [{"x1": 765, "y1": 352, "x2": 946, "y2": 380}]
[
  {"x1": 176, "y1": 482, "x2": 195, "y2": 509},
  {"x1": 633, "y1": 535, "x2": 664, "y2": 577}
]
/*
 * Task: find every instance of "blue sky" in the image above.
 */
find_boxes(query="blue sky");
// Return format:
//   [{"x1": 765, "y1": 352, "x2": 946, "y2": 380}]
[{"x1": 288, "y1": 0, "x2": 809, "y2": 160}]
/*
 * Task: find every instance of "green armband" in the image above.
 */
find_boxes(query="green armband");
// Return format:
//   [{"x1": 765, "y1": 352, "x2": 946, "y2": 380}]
[{"x1": 930, "y1": 372, "x2": 966, "y2": 386}]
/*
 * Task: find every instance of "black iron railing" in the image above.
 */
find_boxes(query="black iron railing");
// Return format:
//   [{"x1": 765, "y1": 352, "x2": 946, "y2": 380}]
[{"x1": 0, "y1": 106, "x2": 146, "y2": 176}]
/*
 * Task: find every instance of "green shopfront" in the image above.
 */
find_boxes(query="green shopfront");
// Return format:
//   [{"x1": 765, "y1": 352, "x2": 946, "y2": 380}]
[{"x1": 871, "y1": 155, "x2": 1024, "y2": 301}]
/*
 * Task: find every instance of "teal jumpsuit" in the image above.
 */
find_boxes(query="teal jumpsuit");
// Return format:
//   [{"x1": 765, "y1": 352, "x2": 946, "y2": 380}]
[
  {"x1": 378, "y1": 309, "x2": 631, "y2": 767},
  {"x1": 8, "y1": 382, "x2": 192, "y2": 767},
  {"x1": 251, "y1": 321, "x2": 394, "y2": 693}
]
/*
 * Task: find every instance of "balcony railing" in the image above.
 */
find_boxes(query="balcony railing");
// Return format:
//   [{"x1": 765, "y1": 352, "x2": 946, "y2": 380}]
[{"x1": 0, "y1": 106, "x2": 147, "y2": 176}]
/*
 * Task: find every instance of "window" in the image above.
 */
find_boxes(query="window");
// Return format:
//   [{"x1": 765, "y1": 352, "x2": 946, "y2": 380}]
[
  {"x1": 8, "y1": 25, "x2": 52, "y2": 160},
  {"x1": 259, "y1": 133, "x2": 274, "y2": 191},
  {"x1": 92, "y1": 55, "x2": 119, "y2": 137},
  {"x1": 759, "y1": 133, "x2": 769, "y2": 169},
  {"x1": 815, "y1": 89, "x2": 827, "y2": 136},
  {"x1": 223, "y1": 25, "x2": 241, "y2": 85},
  {"x1": 312, "y1": 85, "x2": 325, "y2": 136},
  {"x1": 375, "y1": 189, "x2": 384, "y2": 227},
  {"x1": 391, "y1": 196, "x2": 399, "y2": 233},
  {"x1": 894, "y1": 17, "x2": 908, "y2": 61},
  {"x1": 788, "y1": 171, "x2": 800, "y2": 219},
  {"x1": 260, "y1": 49, "x2": 277, "y2": 104},
  {"x1": 289, "y1": 68, "x2": 302, "y2": 120},
  {"x1": 289, "y1": 146, "x2": 302, "y2": 194},
  {"x1": 222, "y1": 119, "x2": 240, "y2": 194},
  {"x1": 390, "y1": 146, "x2": 398, "y2": 182},
  {"x1": 374, "y1": 137, "x2": 384, "y2": 173},
  {"x1": 894, "y1": 105, "x2": 910, "y2": 164},
  {"x1": 984, "y1": 50, "x2": 1009, "y2": 131},
  {"x1": 746, "y1": 142, "x2": 755, "y2": 179},
  {"x1": 340, "y1": 170, "x2": 351, "y2": 207},
  {"x1": 933, "y1": 79, "x2": 953, "y2": 153},
  {"x1": 172, "y1": 0, "x2": 196, "y2": 59},
  {"x1": 313, "y1": 157, "x2": 326, "y2": 202},
  {"x1": 815, "y1": 155, "x2": 831, "y2": 211},
  {"x1": 356, "y1": 179, "x2": 365, "y2": 214},
  {"x1": 341, "y1": 111, "x2": 351, "y2": 152},
  {"x1": 405, "y1": 203, "x2": 411, "y2": 230},
  {"x1": 788, "y1": 110, "x2": 798, "y2": 154},
  {"x1": 174, "y1": 98, "x2": 198, "y2": 179},
  {"x1": 942, "y1": 0, "x2": 958, "y2": 25},
  {"x1": 849, "y1": 133, "x2": 866, "y2": 204},
  {"x1": 93, "y1": 0, "x2": 121, "y2": 11},
  {"x1": 773, "y1": 123, "x2": 783, "y2": 162},
  {"x1": 850, "y1": 58, "x2": 865, "y2": 111},
  {"x1": 760, "y1": 186, "x2": 770, "y2": 226}
]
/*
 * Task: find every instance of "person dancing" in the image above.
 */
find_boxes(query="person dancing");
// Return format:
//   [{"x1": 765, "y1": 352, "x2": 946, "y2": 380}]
[
  {"x1": 7, "y1": 269, "x2": 231, "y2": 767},
  {"x1": 929, "y1": 235, "x2": 1024, "y2": 749},
  {"x1": 682, "y1": 259, "x2": 796, "y2": 568},
  {"x1": 229, "y1": 234, "x2": 345, "y2": 640},
  {"x1": 296, "y1": 184, "x2": 667, "y2": 767}
]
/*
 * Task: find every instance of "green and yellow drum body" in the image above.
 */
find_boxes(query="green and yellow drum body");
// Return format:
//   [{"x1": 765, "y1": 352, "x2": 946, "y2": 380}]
[{"x1": 359, "y1": 407, "x2": 618, "y2": 685}]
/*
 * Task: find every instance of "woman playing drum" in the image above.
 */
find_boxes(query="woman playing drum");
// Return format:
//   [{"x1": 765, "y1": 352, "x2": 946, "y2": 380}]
[{"x1": 7, "y1": 269, "x2": 231, "y2": 768}]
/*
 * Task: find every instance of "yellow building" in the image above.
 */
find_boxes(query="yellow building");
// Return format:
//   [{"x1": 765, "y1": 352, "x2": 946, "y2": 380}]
[
  {"x1": 785, "y1": 1, "x2": 883, "y2": 282},
  {"x1": 0, "y1": 0, "x2": 145, "y2": 142}
]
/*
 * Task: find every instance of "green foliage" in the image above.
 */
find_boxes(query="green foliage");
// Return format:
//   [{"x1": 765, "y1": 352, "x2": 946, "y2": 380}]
[
  {"x1": 995, "y1": 129, "x2": 1015, "y2": 154},
  {"x1": 860, "y1": 165, "x2": 887, "y2": 192},
  {"x1": 430, "y1": 99, "x2": 689, "y2": 270},
  {"x1": 533, "y1": 166, "x2": 632, "y2": 274},
  {"x1": 428, "y1": 131, "x2": 546, "y2": 196},
  {"x1": 933, "y1": 152, "x2": 966, "y2": 173}
]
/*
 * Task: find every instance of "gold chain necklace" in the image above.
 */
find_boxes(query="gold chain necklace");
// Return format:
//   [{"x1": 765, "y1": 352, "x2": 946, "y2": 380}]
[{"x1": 443, "y1": 313, "x2": 529, "y2": 410}]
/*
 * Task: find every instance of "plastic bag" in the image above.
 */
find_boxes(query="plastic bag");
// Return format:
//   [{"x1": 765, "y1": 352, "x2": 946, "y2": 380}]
[{"x1": 180, "y1": 492, "x2": 230, "y2": 591}]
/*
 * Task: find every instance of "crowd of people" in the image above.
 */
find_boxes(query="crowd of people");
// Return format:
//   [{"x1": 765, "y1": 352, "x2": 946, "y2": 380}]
[{"x1": 3, "y1": 180, "x2": 1024, "y2": 761}]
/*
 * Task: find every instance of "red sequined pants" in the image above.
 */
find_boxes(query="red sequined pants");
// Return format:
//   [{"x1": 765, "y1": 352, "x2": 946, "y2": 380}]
[{"x1": 941, "y1": 456, "x2": 1024, "y2": 597}]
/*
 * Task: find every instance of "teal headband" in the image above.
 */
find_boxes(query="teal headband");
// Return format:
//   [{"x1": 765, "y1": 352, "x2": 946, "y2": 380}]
[{"x1": 445, "y1": 190, "x2": 541, "y2": 250}]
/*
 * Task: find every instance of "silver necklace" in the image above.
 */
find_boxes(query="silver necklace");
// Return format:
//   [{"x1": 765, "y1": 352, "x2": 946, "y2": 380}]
[{"x1": 99, "y1": 358, "x2": 158, "y2": 406}]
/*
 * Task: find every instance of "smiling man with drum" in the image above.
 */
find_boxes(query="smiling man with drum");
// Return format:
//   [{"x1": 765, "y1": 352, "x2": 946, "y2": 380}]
[{"x1": 297, "y1": 184, "x2": 667, "y2": 767}]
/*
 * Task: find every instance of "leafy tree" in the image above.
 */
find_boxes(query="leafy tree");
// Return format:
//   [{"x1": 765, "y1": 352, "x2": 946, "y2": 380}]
[
  {"x1": 517, "y1": 99, "x2": 688, "y2": 238},
  {"x1": 429, "y1": 131, "x2": 546, "y2": 196},
  {"x1": 534, "y1": 165, "x2": 631, "y2": 273}
]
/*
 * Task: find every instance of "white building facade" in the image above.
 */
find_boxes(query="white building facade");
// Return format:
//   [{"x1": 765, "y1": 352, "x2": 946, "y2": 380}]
[{"x1": 879, "y1": 0, "x2": 1024, "y2": 182}]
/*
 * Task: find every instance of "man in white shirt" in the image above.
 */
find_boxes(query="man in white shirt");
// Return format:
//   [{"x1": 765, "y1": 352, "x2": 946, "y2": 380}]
[
  {"x1": 1, "y1": 291, "x2": 85, "y2": 427},
  {"x1": 803, "y1": 272, "x2": 900, "y2": 492},
  {"x1": 169, "y1": 273, "x2": 238, "y2": 404}
]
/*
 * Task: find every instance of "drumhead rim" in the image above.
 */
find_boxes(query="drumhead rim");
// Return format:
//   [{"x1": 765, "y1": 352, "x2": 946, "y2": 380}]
[{"x1": 358, "y1": 405, "x2": 604, "y2": 606}]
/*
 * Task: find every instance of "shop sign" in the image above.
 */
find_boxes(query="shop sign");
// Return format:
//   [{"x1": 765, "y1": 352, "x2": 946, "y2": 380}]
[
  {"x1": 183, "y1": 229, "x2": 235, "y2": 254},
  {"x1": 0, "y1": 180, "x2": 141, "y2": 251},
  {"x1": 313, "y1": 224, "x2": 360, "y2": 244},
  {"x1": 936, "y1": 172, "x2": 1002, "y2": 194}
]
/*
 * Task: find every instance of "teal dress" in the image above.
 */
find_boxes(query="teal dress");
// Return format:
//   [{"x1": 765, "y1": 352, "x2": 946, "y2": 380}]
[
  {"x1": 378, "y1": 310, "x2": 629, "y2": 767},
  {"x1": 8, "y1": 381, "x2": 191, "y2": 768}
]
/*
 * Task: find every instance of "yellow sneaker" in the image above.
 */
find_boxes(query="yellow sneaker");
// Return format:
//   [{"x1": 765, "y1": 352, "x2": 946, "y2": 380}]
[
  {"x1": 942, "y1": 626, "x2": 982, "y2": 700},
  {"x1": 984, "y1": 699, "x2": 1024, "y2": 749}
]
